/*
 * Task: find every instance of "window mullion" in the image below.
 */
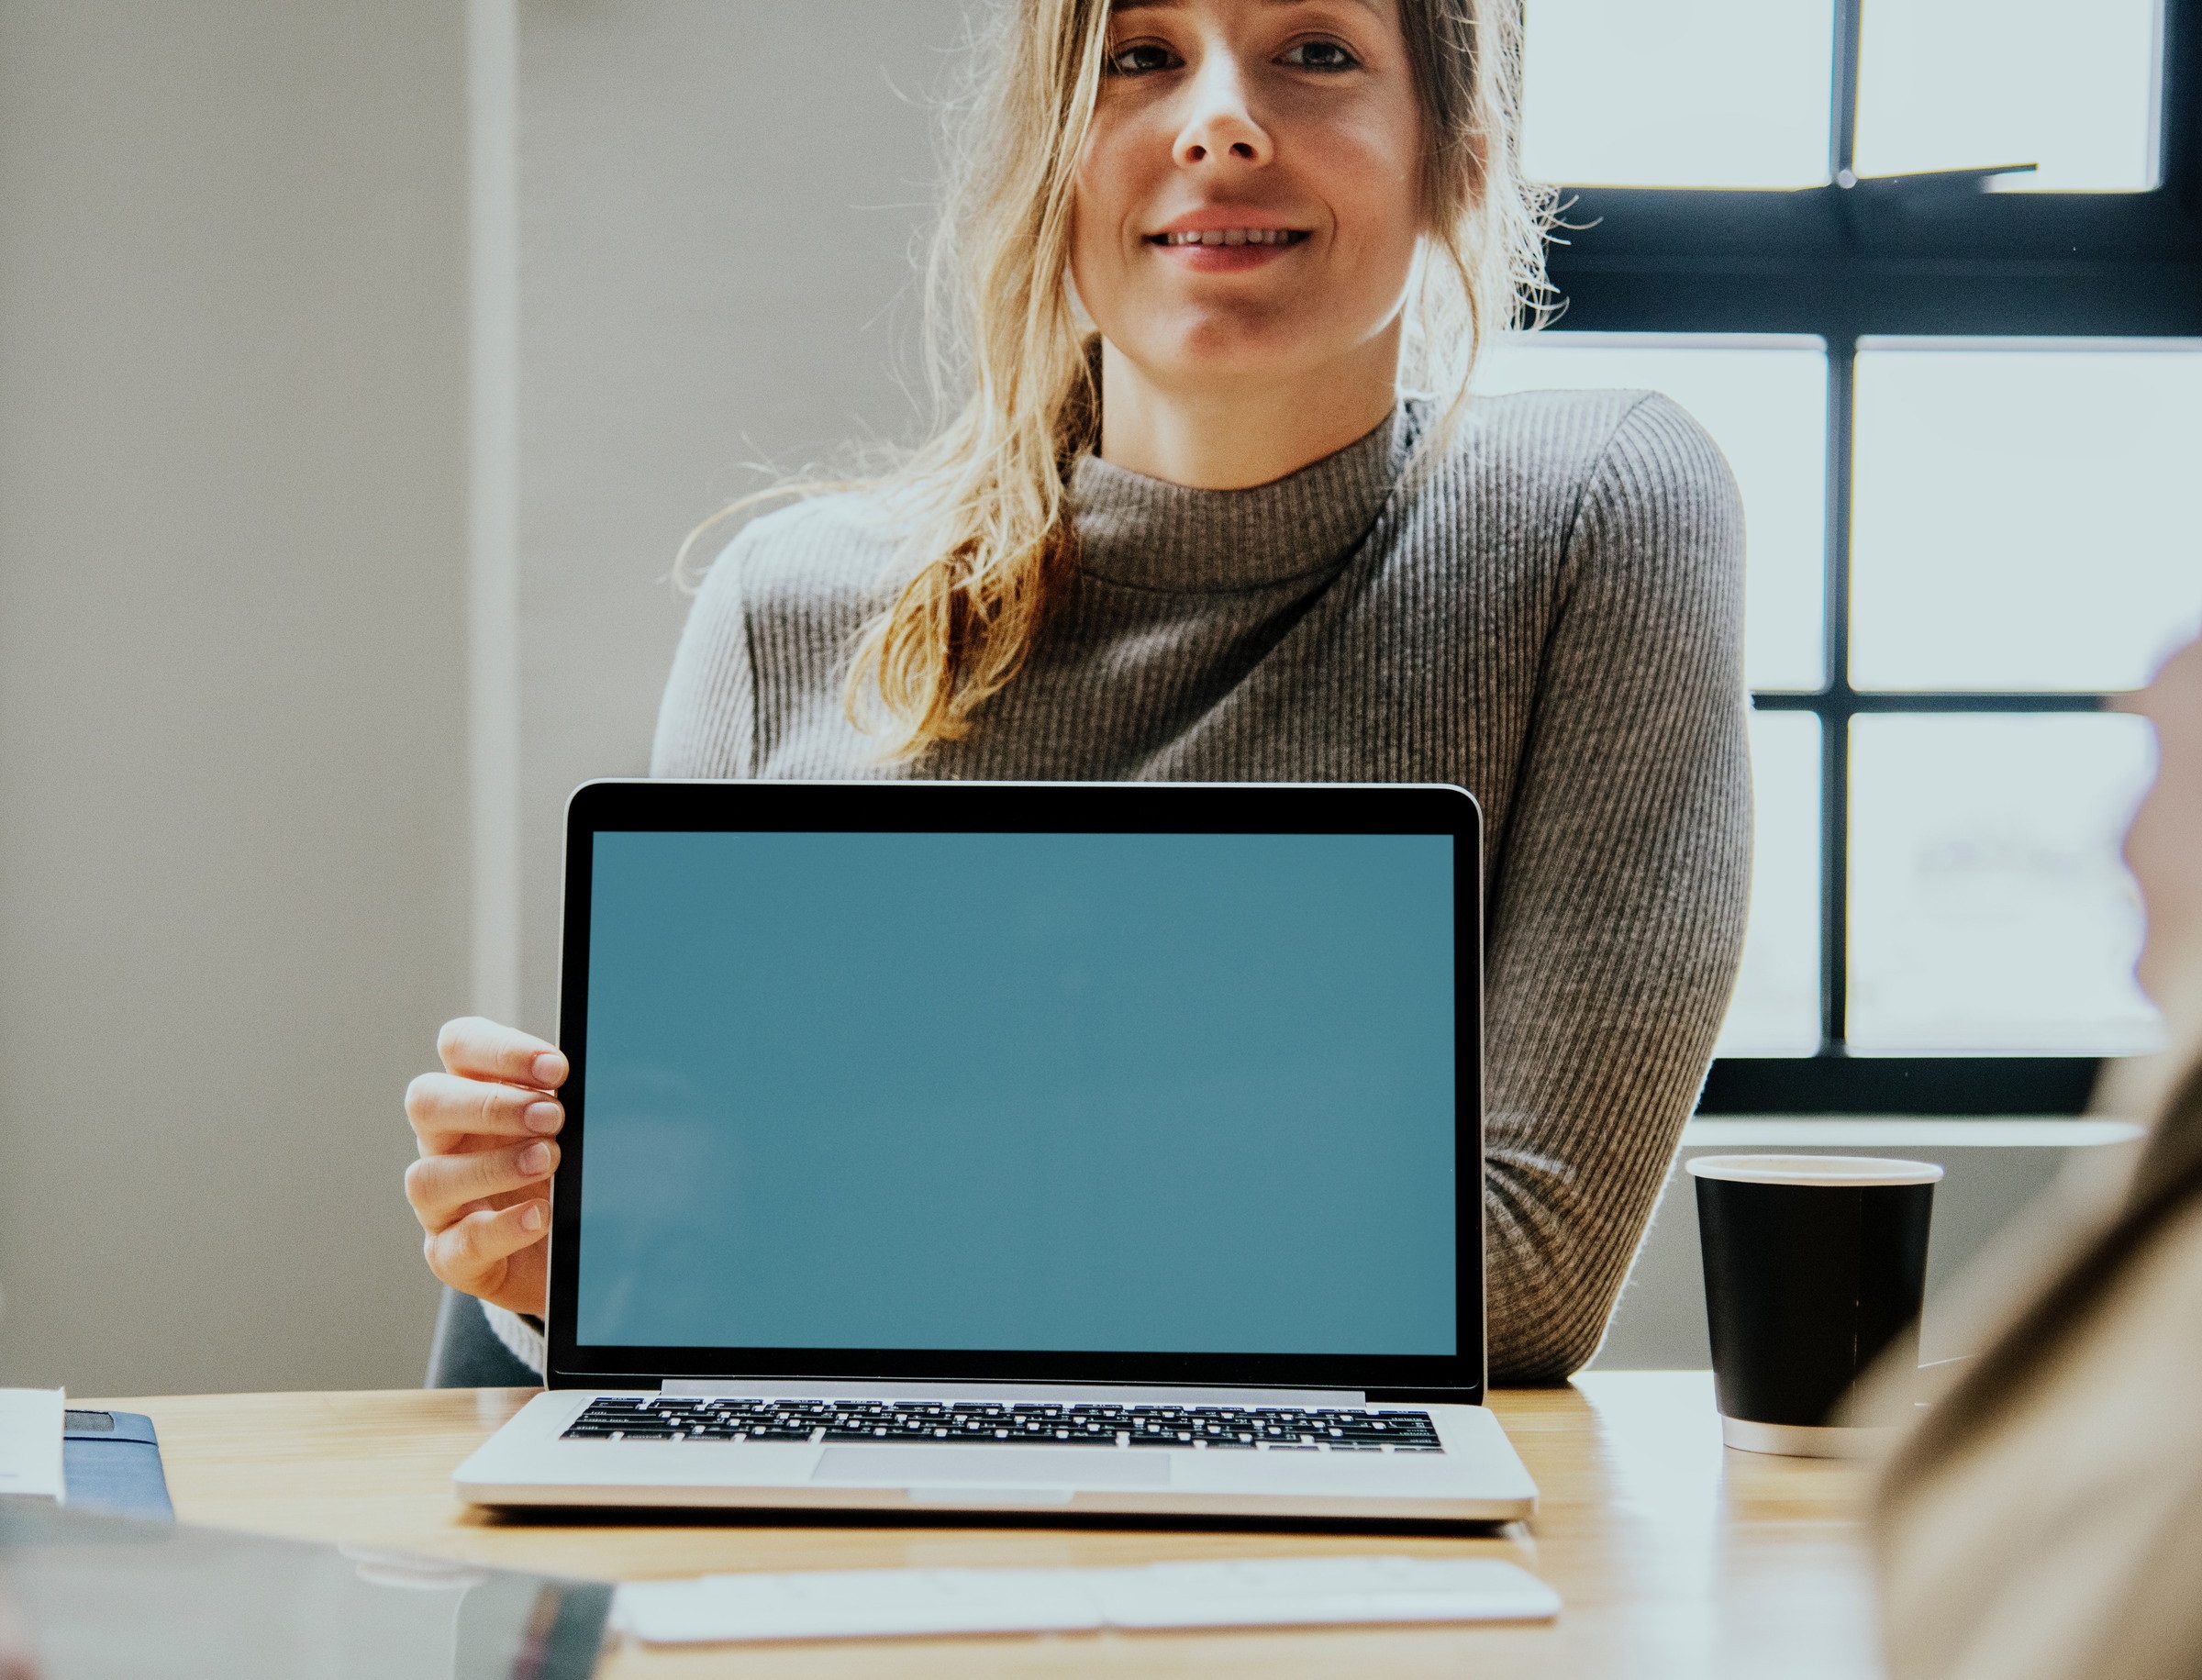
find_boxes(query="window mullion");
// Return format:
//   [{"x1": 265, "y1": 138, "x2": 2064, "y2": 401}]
[
  {"x1": 1820, "y1": 337, "x2": 1858, "y2": 1056},
  {"x1": 1831, "y1": 0, "x2": 1863, "y2": 182}
]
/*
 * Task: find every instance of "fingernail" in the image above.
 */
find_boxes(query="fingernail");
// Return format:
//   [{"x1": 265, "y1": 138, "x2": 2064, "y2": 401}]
[
  {"x1": 523, "y1": 1102, "x2": 562, "y2": 1135},
  {"x1": 520, "y1": 1202, "x2": 545, "y2": 1232},
  {"x1": 531, "y1": 1051, "x2": 567, "y2": 1087},
  {"x1": 517, "y1": 1141, "x2": 551, "y2": 1174}
]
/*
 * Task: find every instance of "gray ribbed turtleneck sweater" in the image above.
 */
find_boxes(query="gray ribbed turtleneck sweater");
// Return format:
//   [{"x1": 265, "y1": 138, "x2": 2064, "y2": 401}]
[{"x1": 650, "y1": 389, "x2": 1751, "y2": 1382}]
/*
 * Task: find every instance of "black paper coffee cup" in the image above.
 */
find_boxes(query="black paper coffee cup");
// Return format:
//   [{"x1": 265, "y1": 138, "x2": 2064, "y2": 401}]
[{"x1": 1689, "y1": 1154, "x2": 1941, "y2": 1457}]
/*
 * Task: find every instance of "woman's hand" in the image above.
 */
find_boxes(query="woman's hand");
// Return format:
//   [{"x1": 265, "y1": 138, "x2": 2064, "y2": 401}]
[{"x1": 404, "y1": 1017, "x2": 568, "y2": 1316}]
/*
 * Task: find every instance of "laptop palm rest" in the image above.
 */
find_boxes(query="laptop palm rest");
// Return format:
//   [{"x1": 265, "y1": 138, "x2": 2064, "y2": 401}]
[{"x1": 810, "y1": 1448, "x2": 1171, "y2": 1488}]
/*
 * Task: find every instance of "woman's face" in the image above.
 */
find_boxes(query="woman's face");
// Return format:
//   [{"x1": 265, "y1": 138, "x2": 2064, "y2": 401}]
[
  {"x1": 1071, "y1": 0, "x2": 1425, "y2": 394},
  {"x1": 2124, "y1": 632, "x2": 2202, "y2": 1005}
]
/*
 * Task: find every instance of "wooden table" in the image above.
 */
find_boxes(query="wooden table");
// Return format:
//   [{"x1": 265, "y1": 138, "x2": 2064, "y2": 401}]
[{"x1": 91, "y1": 1373, "x2": 1881, "y2": 1677}]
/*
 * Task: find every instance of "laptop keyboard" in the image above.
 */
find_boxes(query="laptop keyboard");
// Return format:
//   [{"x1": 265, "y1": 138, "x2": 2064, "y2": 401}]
[{"x1": 561, "y1": 1397, "x2": 1443, "y2": 1452}]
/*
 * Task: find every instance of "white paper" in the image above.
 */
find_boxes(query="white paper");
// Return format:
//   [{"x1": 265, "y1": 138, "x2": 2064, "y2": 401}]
[
  {"x1": 0, "y1": 1388, "x2": 65, "y2": 1501},
  {"x1": 615, "y1": 1555, "x2": 1559, "y2": 1645}
]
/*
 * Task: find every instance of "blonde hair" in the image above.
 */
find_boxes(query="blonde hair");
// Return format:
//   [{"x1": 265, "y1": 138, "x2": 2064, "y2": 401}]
[{"x1": 682, "y1": 0, "x2": 1552, "y2": 760}]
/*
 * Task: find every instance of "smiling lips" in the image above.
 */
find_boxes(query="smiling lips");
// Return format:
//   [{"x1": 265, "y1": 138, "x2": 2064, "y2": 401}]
[
  {"x1": 1151, "y1": 228, "x2": 1307, "y2": 247},
  {"x1": 1145, "y1": 225, "x2": 1308, "y2": 273}
]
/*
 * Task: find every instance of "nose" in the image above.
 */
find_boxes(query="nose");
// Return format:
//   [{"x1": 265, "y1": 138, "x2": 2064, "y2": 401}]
[{"x1": 1173, "y1": 54, "x2": 1273, "y2": 171}]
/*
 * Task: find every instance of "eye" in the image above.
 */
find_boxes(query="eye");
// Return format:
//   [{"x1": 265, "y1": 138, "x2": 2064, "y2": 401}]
[
  {"x1": 1279, "y1": 38, "x2": 1362, "y2": 72},
  {"x1": 1106, "y1": 40, "x2": 1183, "y2": 76}
]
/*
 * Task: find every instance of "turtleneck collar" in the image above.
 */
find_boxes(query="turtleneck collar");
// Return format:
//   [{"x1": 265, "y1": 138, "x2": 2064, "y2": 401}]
[{"x1": 1070, "y1": 403, "x2": 1417, "y2": 593}]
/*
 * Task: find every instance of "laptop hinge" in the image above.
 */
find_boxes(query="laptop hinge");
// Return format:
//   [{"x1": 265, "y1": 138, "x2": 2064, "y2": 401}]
[{"x1": 659, "y1": 1379, "x2": 1367, "y2": 1406}]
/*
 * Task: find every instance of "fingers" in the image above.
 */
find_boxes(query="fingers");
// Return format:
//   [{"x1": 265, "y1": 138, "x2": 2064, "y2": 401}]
[
  {"x1": 424, "y1": 1199, "x2": 548, "y2": 1296},
  {"x1": 409, "y1": 1018, "x2": 564, "y2": 1310},
  {"x1": 406, "y1": 1140, "x2": 561, "y2": 1229},
  {"x1": 406, "y1": 1071, "x2": 562, "y2": 1149},
  {"x1": 438, "y1": 1016, "x2": 568, "y2": 1091}
]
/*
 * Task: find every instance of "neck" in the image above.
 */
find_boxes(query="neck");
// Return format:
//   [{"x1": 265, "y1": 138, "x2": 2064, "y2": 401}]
[{"x1": 1096, "y1": 328, "x2": 1400, "y2": 491}]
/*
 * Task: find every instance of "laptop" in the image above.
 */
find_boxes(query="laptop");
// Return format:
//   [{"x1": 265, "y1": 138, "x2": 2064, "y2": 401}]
[{"x1": 454, "y1": 779, "x2": 1537, "y2": 1522}]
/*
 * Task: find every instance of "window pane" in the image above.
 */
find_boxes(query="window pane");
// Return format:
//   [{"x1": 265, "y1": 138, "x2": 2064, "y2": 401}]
[
  {"x1": 1851, "y1": 341, "x2": 2202, "y2": 693},
  {"x1": 1519, "y1": 0, "x2": 1833, "y2": 188},
  {"x1": 1476, "y1": 333, "x2": 1826, "y2": 690},
  {"x1": 1848, "y1": 715, "x2": 2160, "y2": 1056},
  {"x1": 1853, "y1": 0, "x2": 2163, "y2": 192},
  {"x1": 1717, "y1": 712, "x2": 1822, "y2": 1056}
]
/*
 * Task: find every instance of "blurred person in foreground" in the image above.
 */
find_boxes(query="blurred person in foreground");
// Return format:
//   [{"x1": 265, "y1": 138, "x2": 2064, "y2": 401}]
[{"x1": 1875, "y1": 629, "x2": 2202, "y2": 1680}]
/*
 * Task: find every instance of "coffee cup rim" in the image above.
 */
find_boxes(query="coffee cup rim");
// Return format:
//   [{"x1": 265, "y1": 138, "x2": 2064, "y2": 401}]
[{"x1": 1686, "y1": 1153, "x2": 1945, "y2": 1187}]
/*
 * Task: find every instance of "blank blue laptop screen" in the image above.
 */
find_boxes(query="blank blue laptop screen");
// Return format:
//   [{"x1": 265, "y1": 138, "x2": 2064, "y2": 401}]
[{"x1": 573, "y1": 829, "x2": 1458, "y2": 1356}]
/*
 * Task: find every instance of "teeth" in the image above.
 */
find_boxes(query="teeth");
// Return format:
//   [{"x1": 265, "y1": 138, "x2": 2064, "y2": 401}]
[{"x1": 1162, "y1": 228, "x2": 1296, "y2": 247}]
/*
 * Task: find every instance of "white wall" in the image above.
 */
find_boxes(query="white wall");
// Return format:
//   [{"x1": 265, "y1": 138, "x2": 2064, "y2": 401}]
[
  {"x1": 0, "y1": 2, "x2": 470, "y2": 1393},
  {"x1": 507, "y1": 0, "x2": 969, "y2": 1034},
  {"x1": 0, "y1": 0, "x2": 980, "y2": 1395}
]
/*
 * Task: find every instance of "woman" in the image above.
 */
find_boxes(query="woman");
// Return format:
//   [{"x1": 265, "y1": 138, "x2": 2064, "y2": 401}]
[
  {"x1": 404, "y1": 0, "x2": 1750, "y2": 1384},
  {"x1": 1874, "y1": 634, "x2": 2202, "y2": 1680}
]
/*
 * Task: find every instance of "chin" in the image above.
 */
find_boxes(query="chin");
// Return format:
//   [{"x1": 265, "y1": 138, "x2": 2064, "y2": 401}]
[{"x1": 1139, "y1": 307, "x2": 1336, "y2": 382}]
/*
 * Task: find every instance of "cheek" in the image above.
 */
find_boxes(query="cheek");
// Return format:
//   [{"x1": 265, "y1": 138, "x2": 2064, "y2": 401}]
[
  {"x1": 1069, "y1": 181, "x2": 1126, "y2": 323},
  {"x1": 2127, "y1": 759, "x2": 2202, "y2": 932},
  {"x1": 1306, "y1": 114, "x2": 1424, "y2": 272},
  {"x1": 1066, "y1": 193, "x2": 1107, "y2": 311},
  {"x1": 1069, "y1": 117, "x2": 1151, "y2": 289},
  {"x1": 2124, "y1": 783, "x2": 2162, "y2": 885}
]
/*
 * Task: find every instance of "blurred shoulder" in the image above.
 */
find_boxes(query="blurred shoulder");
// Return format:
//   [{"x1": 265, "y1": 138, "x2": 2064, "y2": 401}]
[{"x1": 1880, "y1": 1186, "x2": 2202, "y2": 1680}]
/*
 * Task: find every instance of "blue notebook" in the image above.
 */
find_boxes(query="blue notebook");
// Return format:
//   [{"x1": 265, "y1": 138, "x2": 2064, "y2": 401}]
[{"x1": 62, "y1": 1408, "x2": 173, "y2": 1521}]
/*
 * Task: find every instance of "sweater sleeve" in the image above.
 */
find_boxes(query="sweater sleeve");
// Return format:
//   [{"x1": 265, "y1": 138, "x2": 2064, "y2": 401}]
[
  {"x1": 1480, "y1": 393, "x2": 1752, "y2": 1381},
  {"x1": 651, "y1": 533, "x2": 758, "y2": 778},
  {"x1": 483, "y1": 1301, "x2": 548, "y2": 1374}
]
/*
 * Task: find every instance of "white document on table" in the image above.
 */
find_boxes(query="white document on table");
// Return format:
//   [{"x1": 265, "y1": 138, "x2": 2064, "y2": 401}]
[
  {"x1": 616, "y1": 1554, "x2": 1559, "y2": 1645},
  {"x1": 0, "y1": 1388, "x2": 64, "y2": 1501}
]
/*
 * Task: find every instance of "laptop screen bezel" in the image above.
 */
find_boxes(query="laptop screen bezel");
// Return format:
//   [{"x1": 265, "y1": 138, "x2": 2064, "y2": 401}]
[{"x1": 543, "y1": 779, "x2": 1485, "y2": 1404}]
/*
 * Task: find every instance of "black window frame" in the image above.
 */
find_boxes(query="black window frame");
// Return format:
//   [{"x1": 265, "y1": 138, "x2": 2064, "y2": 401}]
[{"x1": 1536, "y1": 0, "x2": 2202, "y2": 1115}]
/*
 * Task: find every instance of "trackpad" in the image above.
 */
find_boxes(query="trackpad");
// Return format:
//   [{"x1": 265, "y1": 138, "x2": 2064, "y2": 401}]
[{"x1": 810, "y1": 1448, "x2": 1171, "y2": 1489}]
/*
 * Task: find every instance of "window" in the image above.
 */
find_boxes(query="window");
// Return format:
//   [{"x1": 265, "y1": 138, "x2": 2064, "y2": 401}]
[{"x1": 1512, "y1": 0, "x2": 2202, "y2": 1112}]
